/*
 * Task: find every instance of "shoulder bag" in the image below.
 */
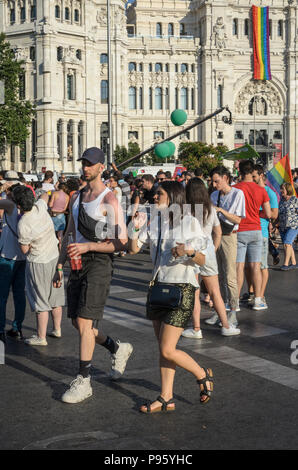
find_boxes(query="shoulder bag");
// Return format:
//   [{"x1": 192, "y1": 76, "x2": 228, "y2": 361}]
[
  {"x1": 217, "y1": 192, "x2": 235, "y2": 235},
  {"x1": 147, "y1": 213, "x2": 183, "y2": 310}
]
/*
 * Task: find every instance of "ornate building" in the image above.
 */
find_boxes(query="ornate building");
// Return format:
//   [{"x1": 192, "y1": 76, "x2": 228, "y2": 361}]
[{"x1": 0, "y1": 0, "x2": 297, "y2": 172}]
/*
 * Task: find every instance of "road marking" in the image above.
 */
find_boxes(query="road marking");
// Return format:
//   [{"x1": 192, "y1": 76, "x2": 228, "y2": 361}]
[
  {"x1": 192, "y1": 346, "x2": 298, "y2": 391},
  {"x1": 238, "y1": 323, "x2": 287, "y2": 338},
  {"x1": 104, "y1": 307, "x2": 152, "y2": 333}
]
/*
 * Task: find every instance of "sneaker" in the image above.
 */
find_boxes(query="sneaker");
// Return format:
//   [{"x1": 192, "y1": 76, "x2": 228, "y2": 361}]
[
  {"x1": 61, "y1": 375, "x2": 93, "y2": 404},
  {"x1": 252, "y1": 300, "x2": 268, "y2": 311},
  {"x1": 6, "y1": 328, "x2": 24, "y2": 340},
  {"x1": 205, "y1": 313, "x2": 220, "y2": 326},
  {"x1": 24, "y1": 335, "x2": 48, "y2": 346},
  {"x1": 280, "y1": 265, "x2": 291, "y2": 271},
  {"x1": 48, "y1": 329, "x2": 61, "y2": 338},
  {"x1": 224, "y1": 303, "x2": 231, "y2": 312},
  {"x1": 235, "y1": 299, "x2": 241, "y2": 312},
  {"x1": 240, "y1": 292, "x2": 250, "y2": 302},
  {"x1": 109, "y1": 341, "x2": 133, "y2": 380},
  {"x1": 221, "y1": 325, "x2": 241, "y2": 336},
  {"x1": 182, "y1": 328, "x2": 203, "y2": 339},
  {"x1": 289, "y1": 264, "x2": 297, "y2": 270},
  {"x1": 227, "y1": 311, "x2": 238, "y2": 328}
]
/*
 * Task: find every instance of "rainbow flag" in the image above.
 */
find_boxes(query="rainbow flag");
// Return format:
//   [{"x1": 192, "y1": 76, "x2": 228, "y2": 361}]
[
  {"x1": 252, "y1": 5, "x2": 272, "y2": 80},
  {"x1": 266, "y1": 155, "x2": 297, "y2": 202}
]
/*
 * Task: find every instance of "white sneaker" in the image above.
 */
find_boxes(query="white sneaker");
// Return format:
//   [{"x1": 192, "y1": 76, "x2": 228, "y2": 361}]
[
  {"x1": 205, "y1": 313, "x2": 220, "y2": 326},
  {"x1": 235, "y1": 300, "x2": 241, "y2": 312},
  {"x1": 109, "y1": 341, "x2": 133, "y2": 380},
  {"x1": 61, "y1": 375, "x2": 93, "y2": 404},
  {"x1": 182, "y1": 328, "x2": 203, "y2": 339},
  {"x1": 252, "y1": 300, "x2": 268, "y2": 311},
  {"x1": 221, "y1": 325, "x2": 241, "y2": 336},
  {"x1": 48, "y1": 329, "x2": 61, "y2": 338},
  {"x1": 24, "y1": 335, "x2": 48, "y2": 346}
]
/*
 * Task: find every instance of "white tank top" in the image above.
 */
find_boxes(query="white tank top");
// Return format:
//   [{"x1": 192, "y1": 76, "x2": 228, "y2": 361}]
[{"x1": 72, "y1": 187, "x2": 110, "y2": 243}]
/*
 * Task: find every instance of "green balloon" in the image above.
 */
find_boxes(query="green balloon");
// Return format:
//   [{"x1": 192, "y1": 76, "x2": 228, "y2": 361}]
[
  {"x1": 154, "y1": 142, "x2": 170, "y2": 159},
  {"x1": 166, "y1": 141, "x2": 176, "y2": 156},
  {"x1": 171, "y1": 109, "x2": 187, "y2": 126}
]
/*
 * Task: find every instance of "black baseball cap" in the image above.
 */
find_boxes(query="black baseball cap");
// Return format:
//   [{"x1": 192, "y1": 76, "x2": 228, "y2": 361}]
[{"x1": 78, "y1": 147, "x2": 105, "y2": 164}]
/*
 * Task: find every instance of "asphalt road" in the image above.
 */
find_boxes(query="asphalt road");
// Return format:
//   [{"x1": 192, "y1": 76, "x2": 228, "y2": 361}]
[{"x1": 1, "y1": 250, "x2": 298, "y2": 451}]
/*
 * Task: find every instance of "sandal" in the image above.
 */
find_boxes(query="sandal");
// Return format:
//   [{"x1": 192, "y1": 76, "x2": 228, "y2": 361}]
[
  {"x1": 197, "y1": 368, "x2": 214, "y2": 404},
  {"x1": 140, "y1": 395, "x2": 176, "y2": 414}
]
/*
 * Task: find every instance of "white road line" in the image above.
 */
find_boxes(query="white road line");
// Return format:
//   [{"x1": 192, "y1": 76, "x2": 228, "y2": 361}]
[
  {"x1": 239, "y1": 323, "x2": 287, "y2": 338},
  {"x1": 104, "y1": 307, "x2": 152, "y2": 333},
  {"x1": 193, "y1": 346, "x2": 298, "y2": 391}
]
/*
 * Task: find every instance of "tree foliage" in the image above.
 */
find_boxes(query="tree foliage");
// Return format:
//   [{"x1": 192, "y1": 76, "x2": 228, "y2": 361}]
[
  {"x1": 113, "y1": 141, "x2": 141, "y2": 169},
  {"x1": 178, "y1": 141, "x2": 228, "y2": 174},
  {"x1": 0, "y1": 33, "x2": 35, "y2": 147}
]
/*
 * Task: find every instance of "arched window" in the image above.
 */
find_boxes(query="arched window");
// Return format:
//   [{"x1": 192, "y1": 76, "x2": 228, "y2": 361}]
[
  {"x1": 55, "y1": 5, "x2": 61, "y2": 19},
  {"x1": 128, "y1": 62, "x2": 136, "y2": 72},
  {"x1": 20, "y1": 6, "x2": 26, "y2": 22},
  {"x1": 30, "y1": 46, "x2": 35, "y2": 61},
  {"x1": 67, "y1": 74, "x2": 75, "y2": 100},
  {"x1": 74, "y1": 9, "x2": 80, "y2": 23},
  {"x1": 248, "y1": 97, "x2": 267, "y2": 116},
  {"x1": 67, "y1": 121, "x2": 73, "y2": 161},
  {"x1": 181, "y1": 63, "x2": 188, "y2": 73},
  {"x1": 278, "y1": 20, "x2": 283, "y2": 38},
  {"x1": 168, "y1": 23, "x2": 174, "y2": 37},
  {"x1": 101, "y1": 80, "x2": 108, "y2": 104},
  {"x1": 244, "y1": 18, "x2": 249, "y2": 36},
  {"x1": 139, "y1": 88, "x2": 143, "y2": 110},
  {"x1": 100, "y1": 53, "x2": 108, "y2": 64},
  {"x1": 217, "y1": 85, "x2": 223, "y2": 108},
  {"x1": 155, "y1": 87, "x2": 162, "y2": 110},
  {"x1": 65, "y1": 7, "x2": 70, "y2": 21},
  {"x1": 57, "y1": 46, "x2": 63, "y2": 61},
  {"x1": 149, "y1": 87, "x2": 153, "y2": 110},
  {"x1": 233, "y1": 19, "x2": 238, "y2": 36},
  {"x1": 180, "y1": 23, "x2": 186, "y2": 36},
  {"x1": 155, "y1": 63, "x2": 162, "y2": 73},
  {"x1": 156, "y1": 23, "x2": 162, "y2": 37},
  {"x1": 181, "y1": 87, "x2": 188, "y2": 110},
  {"x1": 76, "y1": 49, "x2": 82, "y2": 60},
  {"x1": 10, "y1": 8, "x2": 15, "y2": 24},
  {"x1": 165, "y1": 63, "x2": 169, "y2": 72},
  {"x1": 30, "y1": 2, "x2": 36, "y2": 21},
  {"x1": 129, "y1": 87, "x2": 136, "y2": 109},
  {"x1": 57, "y1": 120, "x2": 62, "y2": 158}
]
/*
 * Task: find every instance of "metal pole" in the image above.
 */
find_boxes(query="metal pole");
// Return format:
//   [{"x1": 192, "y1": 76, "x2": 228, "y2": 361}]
[
  {"x1": 107, "y1": 0, "x2": 113, "y2": 167},
  {"x1": 118, "y1": 106, "x2": 231, "y2": 169}
]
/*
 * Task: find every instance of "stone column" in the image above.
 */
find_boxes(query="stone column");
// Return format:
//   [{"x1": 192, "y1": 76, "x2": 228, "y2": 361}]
[
  {"x1": 72, "y1": 120, "x2": 78, "y2": 173},
  {"x1": 61, "y1": 119, "x2": 68, "y2": 173}
]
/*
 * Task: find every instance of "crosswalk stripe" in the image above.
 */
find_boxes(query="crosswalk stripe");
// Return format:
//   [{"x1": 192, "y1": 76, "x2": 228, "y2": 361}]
[{"x1": 190, "y1": 345, "x2": 298, "y2": 391}]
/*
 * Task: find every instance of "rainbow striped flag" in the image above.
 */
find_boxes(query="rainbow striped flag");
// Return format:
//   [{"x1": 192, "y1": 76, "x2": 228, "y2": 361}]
[
  {"x1": 266, "y1": 155, "x2": 297, "y2": 202},
  {"x1": 252, "y1": 5, "x2": 272, "y2": 80}
]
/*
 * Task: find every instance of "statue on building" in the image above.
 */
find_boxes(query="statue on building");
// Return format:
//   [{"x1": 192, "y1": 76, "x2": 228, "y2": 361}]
[{"x1": 213, "y1": 17, "x2": 227, "y2": 50}]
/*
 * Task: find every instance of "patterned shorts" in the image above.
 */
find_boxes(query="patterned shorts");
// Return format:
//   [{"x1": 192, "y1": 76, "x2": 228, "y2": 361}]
[{"x1": 146, "y1": 283, "x2": 196, "y2": 329}]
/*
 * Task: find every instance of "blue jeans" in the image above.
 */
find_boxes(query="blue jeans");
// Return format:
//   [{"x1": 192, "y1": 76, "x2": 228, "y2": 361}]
[{"x1": 0, "y1": 257, "x2": 26, "y2": 333}]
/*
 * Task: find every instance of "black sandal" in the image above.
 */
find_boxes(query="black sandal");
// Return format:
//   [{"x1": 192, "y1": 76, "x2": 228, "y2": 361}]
[
  {"x1": 140, "y1": 395, "x2": 176, "y2": 414},
  {"x1": 197, "y1": 368, "x2": 214, "y2": 404}
]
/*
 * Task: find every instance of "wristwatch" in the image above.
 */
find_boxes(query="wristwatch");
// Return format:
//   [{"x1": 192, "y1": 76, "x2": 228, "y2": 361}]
[{"x1": 187, "y1": 250, "x2": 196, "y2": 258}]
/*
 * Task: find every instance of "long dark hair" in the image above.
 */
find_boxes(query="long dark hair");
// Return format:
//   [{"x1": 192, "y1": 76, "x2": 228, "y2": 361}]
[
  {"x1": 186, "y1": 177, "x2": 211, "y2": 224},
  {"x1": 159, "y1": 181, "x2": 186, "y2": 226}
]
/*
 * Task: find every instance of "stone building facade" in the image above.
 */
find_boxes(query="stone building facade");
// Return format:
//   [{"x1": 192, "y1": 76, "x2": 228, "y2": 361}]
[{"x1": 0, "y1": 0, "x2": 297, "y2": 173}]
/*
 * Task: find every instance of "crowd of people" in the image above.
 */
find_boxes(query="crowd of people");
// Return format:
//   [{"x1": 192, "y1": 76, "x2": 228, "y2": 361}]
[{"x1": 0, "y1": 148, "x2": 297, "y2": 411}]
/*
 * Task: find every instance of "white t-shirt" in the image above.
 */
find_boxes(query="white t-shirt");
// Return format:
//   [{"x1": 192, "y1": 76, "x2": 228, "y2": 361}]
[
  {"x1": 137, "y1": 213, "x2": 207, "y2": 288},
  {"x1": 203, "y1": 206, "x2": 220, "y2": 239},
  {"x1": 18, "y1": 199, "x2": 59, "y2": 263},
  {"x1": 211, "y1": 187, "x2": 246, "y2": 231},
  {"x1": 113, "y1": 186, "x2": 122, "y2": 204},
  {"x1": 0, "y1": 207, "x2": 25, "y2": 261},
  {"x1": 42, "y1": 182, "x2": 55, "y2": 192}
]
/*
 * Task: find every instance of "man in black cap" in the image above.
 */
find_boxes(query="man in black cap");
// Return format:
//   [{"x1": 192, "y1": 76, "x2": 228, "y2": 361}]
[{"x1": 54, "y1": 147, "x2": 133, "y2": 404}]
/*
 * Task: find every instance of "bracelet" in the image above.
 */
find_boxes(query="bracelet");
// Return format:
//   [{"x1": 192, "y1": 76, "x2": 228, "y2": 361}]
[
  {"x1": 133, "y1": 228, "x2": 140, "y2": 232},
  {"x1": 57, "y1": 268, "x2": 63, "y2": 272}
]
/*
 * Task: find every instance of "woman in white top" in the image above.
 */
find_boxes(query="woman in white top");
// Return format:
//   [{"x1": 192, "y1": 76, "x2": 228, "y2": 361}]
[
  {"x1": 129, "y1": 181, "x2": 214, "y2": 412},
  {"x1": 183, "y1": 178, "x2": 240, "y2": 339},
  {"x1": 109, "y1": 175, "x2": 122, "y2": 204}
]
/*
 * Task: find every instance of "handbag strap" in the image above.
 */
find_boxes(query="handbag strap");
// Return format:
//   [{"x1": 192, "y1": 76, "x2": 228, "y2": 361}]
[
  {"x1": 217, "y1": 191, "x2": 221, "y2": 207},
  {"x1": 3, "y1": 211, "x2": 18, "y2": 238},
  {"x1": 152, "y1": 212, "x2": 162, "y2": 282}
]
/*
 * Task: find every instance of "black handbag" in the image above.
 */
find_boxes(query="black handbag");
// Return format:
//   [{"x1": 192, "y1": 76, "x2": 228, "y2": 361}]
[
  {"x1": 147, "y1": 213, "x2": 183, "y2": 310},
  {"x1": 217, "y1": 192, "x2": 235, "y2": 235}
]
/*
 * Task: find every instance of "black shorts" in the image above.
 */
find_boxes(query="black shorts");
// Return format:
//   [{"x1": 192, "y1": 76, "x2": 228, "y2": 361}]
[{"x1": 67, "y1": 252, "x2": 113, "y2": 322}]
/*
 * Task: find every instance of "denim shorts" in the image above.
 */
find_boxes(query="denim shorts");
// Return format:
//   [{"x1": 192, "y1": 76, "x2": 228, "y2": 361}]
[
  {"x1": 237, "y1": 230, "x2": 263, "y2": 263},
  {"x1": 52, "y1": 213, "x2": 66, "y2": 232},
  {"x1": 280, "y1": 228, "x2": 298, "y2": 245},
  {"x1": 261, "y1": 237, "x2": 269, "y2": 270}
]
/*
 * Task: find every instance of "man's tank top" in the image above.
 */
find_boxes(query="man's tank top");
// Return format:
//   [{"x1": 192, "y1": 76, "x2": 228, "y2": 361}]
[{"x1": 72, "y1": 187, "x2": 110, "y2": 243}]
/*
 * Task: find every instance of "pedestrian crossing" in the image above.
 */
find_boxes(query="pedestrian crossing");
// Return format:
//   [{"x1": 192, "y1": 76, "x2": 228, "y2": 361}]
[{"x1": 104, "y1": 289, "x2": 298, "y2": 393}]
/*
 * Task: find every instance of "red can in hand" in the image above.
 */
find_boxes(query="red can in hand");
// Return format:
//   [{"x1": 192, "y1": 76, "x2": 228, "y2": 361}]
[{"x1": 68, "y1": 233, "x2": 82, "y2": 271}]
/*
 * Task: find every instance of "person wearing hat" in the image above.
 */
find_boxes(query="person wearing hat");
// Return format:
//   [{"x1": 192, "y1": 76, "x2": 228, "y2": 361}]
[{"x1": 53, "y1": 147, "x2": 133, "y2": 404}]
